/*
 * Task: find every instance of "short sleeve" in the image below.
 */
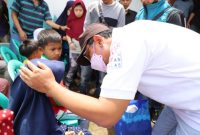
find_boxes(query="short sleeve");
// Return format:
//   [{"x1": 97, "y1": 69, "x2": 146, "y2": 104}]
[
  {"x1": 43, "y1": 3, "x2": 52, "y2": 21},
  {"x1": 100, "y1": 28, "x2": 148, "y2": 100},
  {"x1": 10, "y1": 0, "x2": 20, "y2": 13}
]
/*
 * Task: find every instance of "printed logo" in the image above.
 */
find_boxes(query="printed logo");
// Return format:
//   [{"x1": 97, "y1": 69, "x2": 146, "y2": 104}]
[{"x1": 108, "y1": 43, "x2": 122, "y2": 69}]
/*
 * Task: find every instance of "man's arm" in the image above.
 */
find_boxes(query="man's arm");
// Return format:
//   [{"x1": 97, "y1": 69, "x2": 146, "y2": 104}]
[
  {"x1": 11, "y1": 11, "x2": 27, "y2": 41},
  {"x1": 19, "y1": 61, "x2": 130, "y2": 127},
  {"x1": 187, "y1": 12, "x2": 195, "y2": 28},
  {"x1": 46, "y1": 20, "x2": 67, "y2": 31},
  {"x1": 49, "y1": 82, "x2": 130, "y2": 127}
]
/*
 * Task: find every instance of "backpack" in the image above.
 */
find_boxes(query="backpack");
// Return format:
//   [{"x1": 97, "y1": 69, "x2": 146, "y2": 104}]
[
  {"x1": 153, "y1": 7, "x2": 186, "y2": 27},
  {"x1": 167, "y1": 8, "x2": 186, "y2": 27}
]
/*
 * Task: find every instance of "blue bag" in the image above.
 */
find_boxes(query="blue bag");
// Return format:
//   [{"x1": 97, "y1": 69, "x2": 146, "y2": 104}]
[{"x1": 114, "y1": 99, "x2": 152, "y2": 135}]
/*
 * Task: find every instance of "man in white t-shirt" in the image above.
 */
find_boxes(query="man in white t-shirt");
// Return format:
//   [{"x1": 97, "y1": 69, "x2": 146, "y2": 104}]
[{"x1": 19, "y1": 21, "x2": 200, "y2": 135}]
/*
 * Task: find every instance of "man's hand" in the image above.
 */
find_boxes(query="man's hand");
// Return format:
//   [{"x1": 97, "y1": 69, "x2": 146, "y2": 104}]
[
  {"x1": 46, "y1": 20, "x2": 69, "y2": 31},
  {"x1": 19, "y1": 61, "x2": 56, "y2": 94},
  {"x1": 19, "y1": 30, "x2": 27, "y2": 41},
  {"x1": 186, "y1": 23, "x2": 191, "y2": 28},
  {"x1": 60, "y1": 25, "x2": 69, "y2": 31}
]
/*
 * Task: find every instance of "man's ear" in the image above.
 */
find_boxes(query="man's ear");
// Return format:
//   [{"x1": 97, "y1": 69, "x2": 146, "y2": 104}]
[{"x1": 93, "y1": 35, "x2": 103, "y2": 47}]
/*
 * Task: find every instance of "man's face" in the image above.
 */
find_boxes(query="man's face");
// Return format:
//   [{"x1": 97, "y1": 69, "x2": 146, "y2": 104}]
[
  {"x1": 120, "y1": 0, "x2": 132, "y2": 9},
  {"x1": 43, "y1": 42, "x2": 62, "y2": 60},
  {"x1": 84, "y1": 35, "x2": 112, "y2": 65}
]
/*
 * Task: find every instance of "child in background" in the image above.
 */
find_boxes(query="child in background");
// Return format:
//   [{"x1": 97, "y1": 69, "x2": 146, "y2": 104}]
[
  {"x1": 19, "y1": 40, "x2": 43, "y2": 64},
  {"x1": 37, "y1": 29, "x2": 62, "y2": 60},
  {"x1": 55, "y1": 1, "x2": 74, "y2": 82},
  {"x1": 55, "y1": 0, "x2": 74, "y2": 61},
  {"x1": 63, "y1": 0, "x2": 86, "y2": 88}
]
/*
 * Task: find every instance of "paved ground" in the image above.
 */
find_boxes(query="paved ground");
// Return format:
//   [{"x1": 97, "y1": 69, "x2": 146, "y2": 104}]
[
  {"x1": 69, "y1": 82, "x2": 116, "y2": 135},
  {"x1": 88, "y1": 122, "x2": 116, "y2": 135}
]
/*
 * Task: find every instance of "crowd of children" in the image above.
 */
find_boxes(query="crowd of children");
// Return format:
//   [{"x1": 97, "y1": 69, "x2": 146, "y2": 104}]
[{"x1": 1, "y1": 0, "x2": 200, "y2": 135}]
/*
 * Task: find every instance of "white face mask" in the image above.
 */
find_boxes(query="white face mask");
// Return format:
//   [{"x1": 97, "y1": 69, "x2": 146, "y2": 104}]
[{"x1": 90, "y1": 44, "x2": 107, "y2": 73}]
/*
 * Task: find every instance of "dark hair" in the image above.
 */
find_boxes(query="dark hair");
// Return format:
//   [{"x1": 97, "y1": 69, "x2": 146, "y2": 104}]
[
  {"x1": 19, "y1": 40, "x2": 39, "y2": 58},
  {"x1": 75, "y1": 3, "x2": 82, "y2": 7},
  {"x1": 37, "y1": 29, "x2": 62, "y2": 48},
  {"x1": 87, "y1": 29, "x2": 112, "y2": 45}
]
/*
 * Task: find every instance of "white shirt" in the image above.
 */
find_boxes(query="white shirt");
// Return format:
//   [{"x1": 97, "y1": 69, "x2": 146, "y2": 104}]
[{"x1": 100, "y1": 20, "x2": 200, "y2": 131}]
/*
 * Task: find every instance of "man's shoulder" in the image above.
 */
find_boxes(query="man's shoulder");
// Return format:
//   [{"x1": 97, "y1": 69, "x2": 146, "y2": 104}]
[{"x1": 41, "y1": 0, "x2": 49, "y2": 8}]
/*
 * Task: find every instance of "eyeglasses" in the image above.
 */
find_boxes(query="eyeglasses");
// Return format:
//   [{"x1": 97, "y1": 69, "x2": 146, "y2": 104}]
[{"x1": 83, "y1": 45, "x2": 90, "y2": 61}]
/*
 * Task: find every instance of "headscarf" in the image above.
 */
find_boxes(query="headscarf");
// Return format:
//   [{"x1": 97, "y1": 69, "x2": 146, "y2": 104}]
[
  {"x1": 9, "y1": 59, "x2": 66, "y2": 135},
  {"x1": 66, "y1": 0, "x2": 87, "y2": 40},
  {"x1": 55, "y1": 0, "x2": 75, "y2": 37}
]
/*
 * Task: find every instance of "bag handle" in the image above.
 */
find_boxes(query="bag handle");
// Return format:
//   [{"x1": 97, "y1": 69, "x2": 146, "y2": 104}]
[
  {"x1": 98, "y1": 2, "x2": 108, "y2": 26},
  {"x1": 152, "y1": 6, "x2": 171, "y2": 21}
]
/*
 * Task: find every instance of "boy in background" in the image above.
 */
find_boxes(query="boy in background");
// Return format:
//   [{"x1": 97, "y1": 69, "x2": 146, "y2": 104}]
[
  {"x1": 37, "y1": 29, "x2": 62, "y2": 61},
  {"x1": 37, "y1": 29, "x2": 66, "y2": 112},
  {"x1": 119, "y1": 0, "x2": 137, "y2": 24}
]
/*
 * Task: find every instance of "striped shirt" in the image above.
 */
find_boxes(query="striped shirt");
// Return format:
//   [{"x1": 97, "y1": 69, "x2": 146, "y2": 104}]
[{"x1": 11, "y1": 0, "x2": 52, "y2": 38}]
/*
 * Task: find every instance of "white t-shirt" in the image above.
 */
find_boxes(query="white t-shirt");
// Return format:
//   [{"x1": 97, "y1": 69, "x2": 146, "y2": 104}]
[{"x1": 100, "y1": 20, "x2": 200, "y2": 131}]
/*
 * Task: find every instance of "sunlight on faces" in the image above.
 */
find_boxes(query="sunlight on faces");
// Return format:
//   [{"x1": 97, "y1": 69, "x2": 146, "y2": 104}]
[
  {"x1": 43, "y1": 43, "x2": 62, "y2": 60},
  {"x1": 74, "y1": 4, "x2": 84, "y2": 18}
]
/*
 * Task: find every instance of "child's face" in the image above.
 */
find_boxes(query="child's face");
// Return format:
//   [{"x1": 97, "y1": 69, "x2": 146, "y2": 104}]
[
  {"x1": 74, "y1": 5, "x2": 84, "y2": 18},
  {"x1": 43, "y1": 43, "x2": 62, "y2": 60}
]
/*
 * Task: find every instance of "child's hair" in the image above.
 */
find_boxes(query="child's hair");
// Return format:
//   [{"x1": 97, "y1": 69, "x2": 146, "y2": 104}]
[
  {"x1": 75, "y1": 3, "x2": 82, "y2": 7},
  {"x1": 19, "y1": 40, "x2": 39, "y2": 58},
  {"x1": 37, "y1": 29, "x2": 62, "y2": 48}
]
